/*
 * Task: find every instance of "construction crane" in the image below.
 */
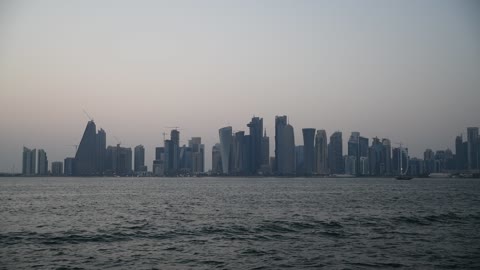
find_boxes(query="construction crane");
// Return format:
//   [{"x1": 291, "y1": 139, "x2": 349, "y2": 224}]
[
  {"x1": 162, "y1": 132, "x2": 168, "y2": 141},
  {"x1": 66, "y1": 145, "x2": 79, "y2": 151},
  {"x1": 82, "y1": 109, "x2": 94, "y2": 122}
]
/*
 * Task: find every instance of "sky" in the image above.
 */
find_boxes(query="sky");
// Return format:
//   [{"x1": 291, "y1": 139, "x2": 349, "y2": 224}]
[{"x1": 0, "y1": 0, "x2": 479, "y2": 173}]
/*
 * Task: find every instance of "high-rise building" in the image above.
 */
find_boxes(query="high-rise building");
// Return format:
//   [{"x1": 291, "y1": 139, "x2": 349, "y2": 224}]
[
  {"x1": 247, "y1": 117, "x2": 263, "y2": 174},
  {"x1": 295, "y1": 145, "x2": 304, "y2": 174},
  {"x1": 164, "y1": 140, "x2": 178, "y2": 175},
  {"x1": 455, "y1": 135, "x2": 467, "y2": 170},
  {"x1": 219, "y1": 126, "x2": 233, "y2": 174},
  {"x1": 369, "y1": 137, "x2": 383, "y2": 176},
  {"x1": 105, "y1": 145, "x2": 132, "y2": 176},
  {"x1": 328, "y1": 131, "x2": 343, "y2": 174},
  {"x1": 424, "y1": 149, "x2": 435, "y2": 174},
  {"x1": 393, "y1": 147, "x2": 408, "y2": 175},
  {"x1": 314, "y1": 130, "x2": 328, "y2": 175},
  {"x1": 302, "y1": 128, "x2": 316, "y2": 175},
  {"x1": 37, "y1": 149, "x2": 48, "y2": 175},
  {"x1": 467, "y1": 127, "x2": 479, "y2": 170},
  {"x1": 344, "y1": 155, "x2": 356, "y2": 175},
  {"x1": 212, "y1": 143, "x2": 223, "y2": 174},
  {"x1": 96, "y1": 128, "x2": 106, "y2": 174},
  {"x1": 232, "y1": 131, "x2": 246, "y2": 174},
  {"x1": 274, "y1": 116, "x2": 295, "y2": 175},
  {"x1": 348, "y1": 132, "x2": 360, "y2": 175},
  {"x1": 74, "y1": 120, "x2": 97, "y2": 175},
  {"x1": 189, "y1": 137, "x2": 204, "y2": 174},
  {"x1": 382, "y1": 139, "x2": 392, "y2": 175},
  {"x1": 64, "y1": 157, "x2": 75, "y2": 176},
  {"x1": 51, "y1": 162, "x2": 63, "y2": 176},
  {"x1": 261, "y1": 129, "x2": 270, "y2": 166},
  {"x1": 22, "y1": 147, "x2": 36, "y2": 176},
  {"x1": 134, "y1": 145, "x2": 145, "y2": 172}
]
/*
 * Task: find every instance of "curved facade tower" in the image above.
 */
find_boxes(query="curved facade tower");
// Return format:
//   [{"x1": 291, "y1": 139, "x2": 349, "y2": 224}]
[
  {"x1": 315, "y1": 130, "x2": 328, "y2": 175},
  {"x1": 219, "y1": 126, "x2": 233, "y2": 174},
  {"x1": 302, "y1": 128, "x2": 316, "y2": 175},
  {"x1": 75, "y1": 120, "x2": 97, "y2": 175}
]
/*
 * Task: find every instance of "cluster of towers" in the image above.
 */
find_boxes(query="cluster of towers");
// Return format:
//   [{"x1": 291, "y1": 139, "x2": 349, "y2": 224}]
[{"x1": 212, "y1": 116, "x2": 480, "y2": 177}]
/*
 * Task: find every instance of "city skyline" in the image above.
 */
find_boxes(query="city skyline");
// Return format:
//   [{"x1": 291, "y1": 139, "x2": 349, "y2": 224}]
[
  {"x1": 13, "y1": 116, "x2": 480, "y2": 176},
  {"x1": 1, "y1": 1, "x2": 480, "y2": 172}
]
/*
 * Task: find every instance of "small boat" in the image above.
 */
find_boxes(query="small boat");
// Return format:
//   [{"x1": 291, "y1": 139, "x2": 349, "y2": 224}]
[{"x1": 395, "y1": 175, "x2": 413, "y2": 180}]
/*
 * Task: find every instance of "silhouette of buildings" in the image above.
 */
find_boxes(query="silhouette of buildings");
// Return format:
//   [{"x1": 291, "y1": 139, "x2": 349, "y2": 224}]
[
  {"x1": 189, "y1": 137, "x2": 205, "y2": 174},
  {"x1": 64, "y1": 157, "x2": 75, "y2": 176},
  {"x1": 96, "y1": 128, "x2": 106, "y2": 174}
]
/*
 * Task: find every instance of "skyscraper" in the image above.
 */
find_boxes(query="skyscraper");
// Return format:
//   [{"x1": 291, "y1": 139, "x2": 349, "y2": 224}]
[
  {"x1": 134, "y1": 145, "x2": 145, "y2": 172},
  {"x1": 348, "y1": 132, "x2": 360, "y2": 175},
  {"x1": 328, "y1": 131, "x2": 343, "y2": 174},
  {"x1": 295, "y1": 145, "x2": 304, "y2": 174},
  {"x1": 219, "y1": 126, "x2": 233, "y2": 174},
  {"x1": 314, "y1": 130, "x2": 328, "y2": 175},
  {"x1": 74, "y1": 120, "x2": 97, "y2": 175},
  {"x1": 275, "y1": 116, "x2": 295, "y2": 175},
  {"x1": 247, "y1": 117, "x2": 263, "y2": 174},
  {"x1": 37, "y1": 149, "x2": 48, "y2": 175},
  {"x1": 382, "y1": 139, "x2": 392, "y2": 175},
  {"x1": 455, "y1": 135, "x2": 467, "y2": 170},
  {"x1": 105, "y1": 145, "x2": 132, "y2": 176},
  {"x1": 261, "y1": 129, "x2": 270, "y2": 166},
  {"x1": 232, "y1": 131, "x2": 246, "y2": 174},
  {"x1": 189, "y1": 137, "x2": 204, "y2": 174},
  {"x1": 22, "y1": 147, "x2": 36, "y2": 176},
  {"x1": 467, "y1": 127, "x2": 479, "y2": 170},
  {"x1": 369, "y1": 137, "x2": 383, "y2": 176},
  {"x1": 212, "y1": 143, "x2": 223, "y2": 174},
  {"x1": 302, "y1": 128, "x2": 316, "y2": 175},
  {"x1": 96, "y1": 128, "x2": 106, "y2": 174}
]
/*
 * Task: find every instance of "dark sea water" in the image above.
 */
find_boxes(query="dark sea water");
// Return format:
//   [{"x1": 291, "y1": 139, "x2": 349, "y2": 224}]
[{"x1": 1, "y1": 177, "x2": 480, "y2": 269}]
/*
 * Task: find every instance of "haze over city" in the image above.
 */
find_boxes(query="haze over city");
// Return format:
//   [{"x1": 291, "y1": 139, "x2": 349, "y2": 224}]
[{"x1": 1, "y1": 0, "x2": 479, "y2": 173}]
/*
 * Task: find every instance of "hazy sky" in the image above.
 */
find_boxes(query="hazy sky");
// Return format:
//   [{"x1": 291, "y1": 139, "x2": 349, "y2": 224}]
[{"x1": 1, "y1": 0, "x2": 479, "y2": 173}]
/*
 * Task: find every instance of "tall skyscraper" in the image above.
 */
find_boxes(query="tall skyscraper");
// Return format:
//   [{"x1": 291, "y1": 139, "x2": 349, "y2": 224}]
[
  {"x1": 22, "y1": 147, "x2": 36, "y2": 176},
  {"x1": 189, "y1": 137, "x2": 204, "y2": 173},
  {"x1": 219, "y1": 126, "x2": 233, "y2": 174},
  {"x1": 328, "y1": 131, "x2": 343, "y2": 174},
  {"x1": 348, "y1": 132, "x2": 360, "y2": 175},
  {"x1": 369, "y1": 137, "x2": 383, "y2": 176},
  {"x1": 275, "y1": 116, "x2": 295, "y2": 175},
  {"x1": 302, "y1": 128, "x2": 316, "y2": 175},
  {"x1": 96, "y1": 128, "x2": 106, "y2": 174},
  {"x1": 211, "y1": 143, "x2": 223, "y2": 174},
  {"x1": 467, "y1": 127, "x2": 479, "y2": 170},
  {"x1": 134, "y1": 145, "x2": 145, "y2": 172},
  {"x1": 37, "y1": 149, "x2": 48, "y2": 175},
  {"x1": 247, "y1": 117, "x2": 263, "y2": 174},
  {"x1": 261, "y1": 129, "x2": 270, "y2": 166},
  {"x1": 424, "y1": 149, "x2": 435, "y2": 174},
  {"x1": 314, "y1": 130, "x2": 328, "y2": 175},
  {"x1": 382, "y1": 139, "x2": 392, "y2": 175},
  {"x1": 455, "y1": 135, "x2": 467, "y2": 170},
  {"x1": 74, "y1": 120, "x2": 97, "y2": 175},
  {"x1": 232, "y1": 131, "x2": 246, "y2": 174}
]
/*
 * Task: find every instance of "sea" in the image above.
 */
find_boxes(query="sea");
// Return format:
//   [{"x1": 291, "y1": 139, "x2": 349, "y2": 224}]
[{"x1": 1, "y1": 177, "x2": 479, "y2": 269}]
